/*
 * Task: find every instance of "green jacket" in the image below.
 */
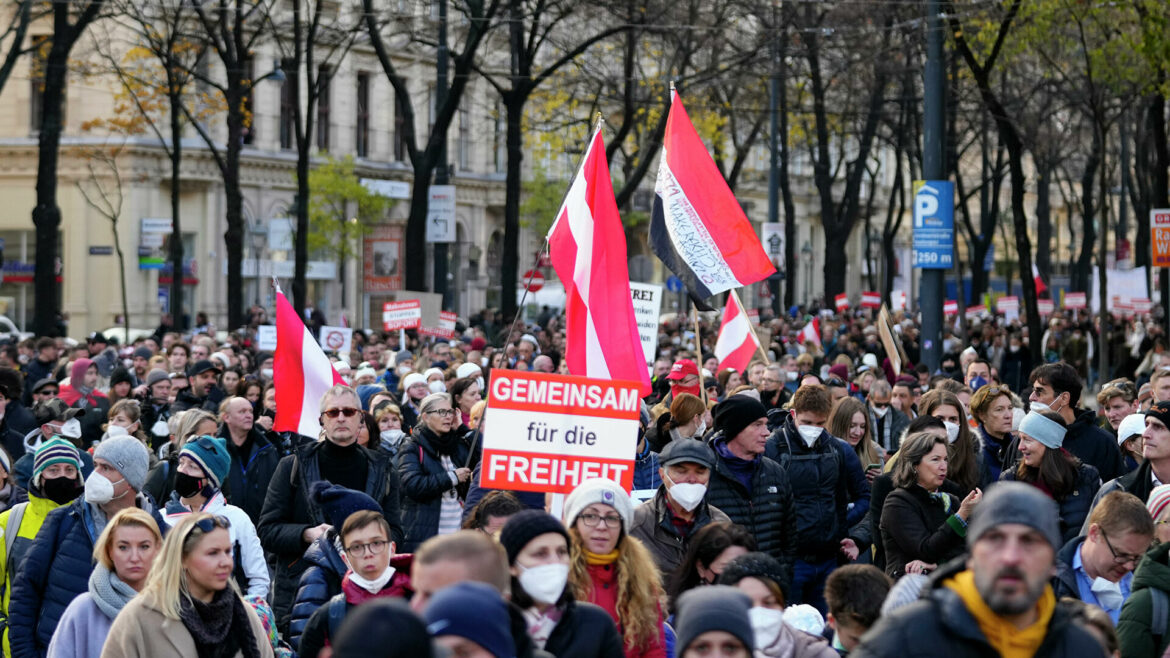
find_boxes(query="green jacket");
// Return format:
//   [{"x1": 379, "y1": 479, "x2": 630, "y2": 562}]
[{"x1": 1118, "y1": 541, "x2": 1170, "y2": 658}]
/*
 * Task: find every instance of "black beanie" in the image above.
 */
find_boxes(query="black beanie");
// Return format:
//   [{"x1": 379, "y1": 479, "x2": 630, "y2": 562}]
[
  {"x1": 713, "y1": 395, "x2": 768, "y2": 441},
  {"x1": 110, "y1": 367, "x2": 135, "y2": 390},
  {"x1": 675, "y1": 585, "x2": 754, "y2": 654},
  {"x1": 310, "y1": 481, "x2": 382, "y2": 531},
  {"x1": 498, "y1": 509, "x2": 570, "y2": 564},
  {"x1": 718, "y1": 551, "x2": 791, "y2": 605}
]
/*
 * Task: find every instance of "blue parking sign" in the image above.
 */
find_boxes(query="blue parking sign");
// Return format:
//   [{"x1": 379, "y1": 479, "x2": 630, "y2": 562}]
[{"x1": 912, "y1": 180, "x2": 954, "y2": 269}]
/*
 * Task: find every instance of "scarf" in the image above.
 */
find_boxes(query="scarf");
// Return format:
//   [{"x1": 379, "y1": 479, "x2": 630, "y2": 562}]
[
  {"x1": 424, "y1": 426, "x2": 462, "y2": 456},
  {"x1": 88, "y1": 563, "x2": 138, "y2": 619},
  {"x1": 584, "y1": 549, "x2": 620, "y2": 566},
  {"x1": 179, "y1": 587, "x2": 262, "y2": 658},
  {"x1": 945, "y1": 569, "x2": 1055, "y2": 658},
  {"x1": 523, "y1": 606, "x2": 564, "y2": 649}
]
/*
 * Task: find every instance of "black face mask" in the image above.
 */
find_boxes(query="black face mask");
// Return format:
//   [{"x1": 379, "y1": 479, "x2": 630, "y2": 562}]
[
  {"x1": 174, "y1": 472, "x2": 206, "y2": 499},
  {"x1": 41, "y1": 476, "x2": 83, "y2": 505}
]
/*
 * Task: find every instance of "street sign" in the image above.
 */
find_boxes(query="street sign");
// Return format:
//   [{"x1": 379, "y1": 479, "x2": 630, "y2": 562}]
[
  {"x1": 523, "y1": 269, "x2": 545, "y2": 292},
  {"x1": 1153, "y1": 209, "x2": 1170, "y2": 267},
  {"x1": 665, "y1": 275, "x2": 684, "y2": 293},
  {"x1": 912, "y1": 180, "x2": 954, "y2": 269},
  {"x1": 360, "y1": 178, "x2": 411, "y2": 199},
  {"x1": 426, "y1": 185, "x2": 456, "y2": 243}
]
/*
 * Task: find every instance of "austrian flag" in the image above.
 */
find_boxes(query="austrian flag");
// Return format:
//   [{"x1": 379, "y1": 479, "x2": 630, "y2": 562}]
[
  {"x1": 273, "y1": 286, "x2": 345, "y2": 438},
  {"x1": 649, "y1": 89, "x2": 774, "y2": 300},
  {"x1": 714, "y1": 290, "x2": 761, "y2": 374}
]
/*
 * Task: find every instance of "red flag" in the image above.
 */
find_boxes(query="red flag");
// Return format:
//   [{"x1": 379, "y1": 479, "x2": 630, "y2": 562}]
[
  {"x1": 649, "y1": 89, "x2": 774, "y2": 300},
  {"x1": 547, "y1": 127, "x2": 651, "y2": 395},
  {"x1": 861, "y1": 291, "x2": 882, "y2": 309},
  {"x1": 835, "y1": 294, "x2": 850, "y2": 312},
  {"x1": 1032, "y1": 263, "x2": 1048, "y2": 296},
  {"x1": 798, "y1": 317, "x2": 822, "y2": 347},
  {"x1": 274, "y1": 286, "x2": 345, "y2": 438},
  {"x1": 714, "y1": 290, "x2": 761, "y2": 373}
]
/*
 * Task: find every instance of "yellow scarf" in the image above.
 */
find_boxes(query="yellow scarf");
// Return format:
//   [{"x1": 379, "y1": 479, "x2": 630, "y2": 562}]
[
  {"x1": 584, "y1": 549, "x2": 620, "y2": 566},
  {"x1": 945, "y1": 569, "x2": 1055, "y2": 658}
]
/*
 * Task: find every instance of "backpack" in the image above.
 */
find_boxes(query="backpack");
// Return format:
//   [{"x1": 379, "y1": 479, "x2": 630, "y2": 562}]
[{"x1": 325, "y1": 593, "x2": 347, "y2": 643}]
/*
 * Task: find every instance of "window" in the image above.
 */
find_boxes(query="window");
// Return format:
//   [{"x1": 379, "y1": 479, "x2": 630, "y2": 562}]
[
  {"x1": 393, "y1": 85, "x2": 407, "y2": 162},
  {"x1": 355, "y1": 71, "x2": 370, "y2": 157},
  {"x1": 279, "y1": 58, "x2": 296, "y2": 150},
  {"x1": 316, "y1": 65, "x2": 332, "y2": 151},
  {"x1": 457, "y1": 105, "x2": 469, "y2": 171}
]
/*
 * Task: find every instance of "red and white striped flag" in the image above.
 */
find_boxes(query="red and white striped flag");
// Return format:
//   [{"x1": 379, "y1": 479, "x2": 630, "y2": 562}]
[
  {"x1": 861, "y1": 291, "x2": 882, "y2": 309},
  {"x1": 835, "y1": 294, "x2": 850, "y2": 312},
  {"x1": 798, "y1": 317, "x2": 822, "y2": 347},
  {"x1": 548, "y1": 127, "x2": 651, "y2": 395},
  {"x1": 714, "y1": 290, "x2": 761, "y2": 374},
  {"x1": 274, "y1": 286, "x2": 345, "y2": 438},
  {"x1": 943, "y1": 300, "x2": 958, "y2": 315},
  {"x1": 1032, "y1": 263, "x2": 1048, "y2": 296}
]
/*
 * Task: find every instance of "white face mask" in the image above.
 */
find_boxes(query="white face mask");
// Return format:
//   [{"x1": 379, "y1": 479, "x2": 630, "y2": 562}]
[
  {"x1": 944, "y1": 421, "x2": 960, "y2": 444},
  {"x1": 664, "y1": 472, "x2": 708, "y2": 512},
  {"x1": 397, "y1": 365, "x2": 412, "y2": 376},
  {"x1": 428, "y1": 380, "x2": 447, "y2": 394},
  {"x1": 381, "y1": 429, "x2": 405, "y2": 448},
  {"x1": 83, "y1": 471, "x2": 126, "y2": 505},
  {"x1": 749, "y1": 606, "x2": 785, "y2": 650},
  {"x1": 518, "y1": 563, "x2": 569, "y2": 605},
  {"x1": 343, "y1": 562, "x2": 397, "y2": 594},
  {"x1": 797, "y1": 424, "x2": 822, "y2": 447},
  {"x1": 694, "y1": 419, "x2": 707, "y2": 438},
  {"x1": 872, "y1": 405, "x2": 889, "y2": 419},
  {"x1": 1009, "y1": 345, "x2": 1020, "y2": 353},
  {"x1": 60, "y1": 418, "x2": 82, "y2": 440},
  {"x1": 261, "y1": 367, "x2": 274, "y2": 379}
]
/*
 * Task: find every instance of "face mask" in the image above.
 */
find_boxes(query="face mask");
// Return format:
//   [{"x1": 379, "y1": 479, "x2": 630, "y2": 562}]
[
  {"x1": 84, "y1": 471, "x2": 127, "y2": 505},
  {"x1": 518, "y1": 563, "x2": 570, "y2": 605},
  {"x1": 380, "y1": 429, "x2": 405, "y2": 449},
  {"x1": 428, "y1": 381, "x2": 446, "y2": 394},
  {"x1": 695, "y1": 419, "x2": 707, "y2": 437},
  {"x1": 60, "y1": 419, "x2": 82, "y2": 440},
  {"x1": 1009, "y1": 345, "x2": 1020, "y2": 353},
  {"x1": 1030, "y1": 400, "x2": 1051, "y2": 414},
  {"x1": 749, "y1": 606, "x2": 785, "y2": 650},
  {"x1": 672, "y1": 382, "x2": 702, "y2": 399},
  {"x1": 261, "y1": 367, "x2": 274, "y2": 379},
  {"x1": 18, "y1": 354, "x2": 28, "y2": 365},
  {"x1": 41, "y1": 476, "x2": 82, "y2": 505},
  {"x1": 481, "y1": 357, "x2": 489, "y2": 368},
  {"x1": 872, "y1": 405, "x2": 889, "y2": 419},
  {"x1": 786, "y1": 371, "x2": 798, "y2": 382},
  {"x1": 122, "y1": 358, "x2": 134, "y2": 368},
  {"x1": 664, "y1": 472, "x2": 708, "y2": 512},
  {"x1": 174, "y1": 471, "x2": 207, "y2": 499},
  {"x1": 944, "y1": 421, "x2": 960, "y2": 444},
  {"x1": 797, "y1": 424, "x2": 821, "y2": 447},
  {"x1": 397, "y1": 365, "x2": 411, "y2": 376},
  {"x1": 345, "y1": 564, "x2": 397, "y2": 594},
  {"x1": 969, "y1": 375, "x2": 989, "y2": 390}
]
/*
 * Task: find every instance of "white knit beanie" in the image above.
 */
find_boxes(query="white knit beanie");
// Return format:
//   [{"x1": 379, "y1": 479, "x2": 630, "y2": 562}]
[{"x1": 562, "y1": 478, "x2": 634, "y2": 530}]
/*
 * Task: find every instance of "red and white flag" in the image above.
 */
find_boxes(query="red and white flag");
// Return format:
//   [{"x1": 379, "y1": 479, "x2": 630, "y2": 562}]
[
  {"x1": 861, "y1": 291, "x2": 882, "y2": 309},
  {"x1": 274, "y1": 286, "x2": 346, "y2": 438},
  {"x1": 835, "y1": 293, "x2": 850, "y2": 312},
  {"x1": 943, "y1": 300, "x2": 959, "y2": 316},
  {"x1": 548, "y1": 127, "x2": 651, "y2": 395},
  {"x1": 798, "y1": 317, "x2": 822, "y2": 347},
  {"x1": 649, "y1": 89, "x2": 774, "y2": 301},
  {"x1": 1032, "y1": 263, "x2": 1048, "y2": 296},
  {"x1": 714, "y1": 290, "x2": 761, "y2": 373}
]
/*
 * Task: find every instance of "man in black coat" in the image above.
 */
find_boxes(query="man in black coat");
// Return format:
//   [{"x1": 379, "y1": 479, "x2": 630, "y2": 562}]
[
  {"x1": 171, "y1": 359, "x2": 223, "y2": 413},
  {"x1": 257, "y1": 384, "x2": 403, "y2": 632},
  {"x1": 20, "y1": 338, "x2": 58, "y2": 407},
  {"x1": 854, "y1": 482, "x2": 1108, "y2": 658},
  {"x1": 704, "y1": 394, "x2": 797, "y2": 587},
  {"x1": 218, "y1": 396, "x2": 281, "y2": 525}
]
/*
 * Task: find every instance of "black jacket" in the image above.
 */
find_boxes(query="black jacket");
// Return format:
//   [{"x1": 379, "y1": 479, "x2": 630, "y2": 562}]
[
  {"x1": 4, "y1": 401, "x2": 37, "y2": 445},
  {"x1": 171, "y1": 386, "x2": 223, "y2": 413},
  {"x1": 879, "y1": 484, "x2": 966, "y2": 579},
  {"x1": 218, "y1": 424, "x2": 282, "y2": 525},
  {"x1": 396, "y1": 425, "x2": 471, "y2": 552},
  {"x1": 543, "y1": 598, "x2": 625, "y2": 658},
  {"x1": 629, "y1": 486, "x2": 731, "y2": 575},
  {"x1": 999, "y1": 462, "x2": 1100, "y2": 543},
  {"x1": 705, "y1": 432, "x2": 797, "y2": 585},
  {"x1": 257, "y1": 440, "x2": 403, "y2": 630},
  {"x1": 868, "y1": 473, "x2": 961, "y2": 572},
  {"x1": 853, "y1": 558, "x2": 1108, "y2": 658},
  {"x1": 764, "y1": 418, "x2": 870, "y2": 560}
]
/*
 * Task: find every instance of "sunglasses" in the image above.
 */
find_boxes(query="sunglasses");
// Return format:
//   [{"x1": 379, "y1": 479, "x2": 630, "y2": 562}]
[
  {"x1": 322, "y1": 407, "x2": 360, "y2": 419},
  {"x1": 188, "y1": 514, "x2": 231, "y2": 537}
]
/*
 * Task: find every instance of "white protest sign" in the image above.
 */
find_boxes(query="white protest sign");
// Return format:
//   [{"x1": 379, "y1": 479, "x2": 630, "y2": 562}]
[
  {"x1": 480, "y1": 371, "x2": 640, "y2": 495},
  {"x1": 319, "y1": 326, "x2": 353, "y2": 354},
  {"x1": 383, "y1": 300, "x2": 422, "y2": 331},
  {"x1": 420, "y1": 310, "x2": 458, "y2": 339},
  {"x1": 630, "y1": 282, "x2": 663, "y2": 364},
  {"x1": 257, "y1": 325, "x2": 277, "y2": 351}
]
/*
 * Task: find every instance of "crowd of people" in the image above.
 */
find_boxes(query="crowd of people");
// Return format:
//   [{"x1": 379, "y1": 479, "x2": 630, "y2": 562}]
[{"x1": 0, "y1": 303, "x2": 1165, "y2": 657}]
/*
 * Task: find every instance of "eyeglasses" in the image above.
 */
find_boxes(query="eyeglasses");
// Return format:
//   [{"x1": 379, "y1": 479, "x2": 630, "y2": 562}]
[
  {"x1": 578, "y1": 512, "x2": 623, "y2": 528},
  {"x1": 38, "y1": 389, "x2": 58, "y2": 396},
  {"x1": 1100, "y1": 530, "x2": 1143, "y2": 567},
  {"x1": 345, "y1": 539, "x2": 389, "y2": 557},
  {"x1": 425, "y1": 408, "x2": 456, "y2": 417},
  {"x1": 825, "y1": 378, "x2": 847, "y2": 388},
  {"x1": 188, "y1": 514, "x2": 231, "y2": 537},
  {"x1": 322, "y1": 407, "x2": 360, "y2": 419}
]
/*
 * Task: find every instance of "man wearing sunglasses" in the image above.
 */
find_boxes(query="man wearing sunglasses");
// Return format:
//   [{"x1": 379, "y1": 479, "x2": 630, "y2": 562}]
[{"x1": 259, "y1": 383, "x2": 404, "y2": 634}]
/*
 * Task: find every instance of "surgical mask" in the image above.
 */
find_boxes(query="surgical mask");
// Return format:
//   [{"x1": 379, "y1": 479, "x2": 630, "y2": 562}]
[
  {"x1": 428, "y1": 380, "x2": 446, "y2": 394},
  {"x1": 695, "y1": 419, "x2": 707, "y2": 438},
  {"x1": 664, "y1": 472, "x2": 707, "y2": 512},
  {"x1": 517, "y1": 563, "x2": 569, "y2": 605},
  {"x1": 84, "y1": 471, "x2": 127, "y2": 505},
  {"x1": 261, "y1": 367, "x2": 274, "y2": 379},
  {"x1": 944, "y1": 421, "x2": 960, "y2": 444},
  {"x1": 122, "y1": 358, "x2": 134, "y2": 369},
  {"x1": 872, "y1": 405, "x2": 889, "y2": 419},
  {"x1": 397, "y1": 364, "x2": 411, "y2": 376},
  {"x1": 380, "y1": 429, "x2": 405, "y2": 449},
  {"x1": 797, "y1": 424, "x2": 821, "y2": 447},
  {"x1": 60, "y1": 418, "x2": 82, "y2": 440},
  {"x1": 749, "y1": 606, "x2": 785, "y2": 650}
]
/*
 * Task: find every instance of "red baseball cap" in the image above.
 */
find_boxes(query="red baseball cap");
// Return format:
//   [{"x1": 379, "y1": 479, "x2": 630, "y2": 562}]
[{"x1": 667, "y1": 359, "x2": 699, "y2": 381}]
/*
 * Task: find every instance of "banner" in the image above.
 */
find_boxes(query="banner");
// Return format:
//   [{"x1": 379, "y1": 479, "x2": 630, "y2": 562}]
[
  {"x1": 1063, "y1": 292, "x2": 1086, "y2": 310},
  {"x1": 480, "y1": 371, "x2": 640, "y2": 494},
  {"x1": 629, "y1": 283, "x2": 663, "y2": 364},
  {"x1": 1037, "y1": 298, "x2": 1054, "y2": 315},
  {"x1": 943, "y1": 300, "x2": 958, "y2": 316},
  {"x1": 419, "y1": 311, "x2": 458, "y2": 339},
  {"x1": 835, "y1": 293, "x2": 850, "y2": 312},
  {"x1": 861, "y1": 291, "x2": 882, "y2": 309},
  {"x1": 319, "y1": 326, "x2": 354, "y2": 354},
  {"x1": 383, "y1": 300, "x2": 422, "y2": 331}
]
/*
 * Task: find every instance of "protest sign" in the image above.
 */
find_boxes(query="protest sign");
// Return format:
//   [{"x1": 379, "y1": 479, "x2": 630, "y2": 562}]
[
  {"x1": 629, "y1": 282, "x2": 663, "y2": 364},
  {"x1": 318, "y1": 326, "x2": 353, "y2": 354},
  {"x1": 419, "y1": 311, "x2": 458, "y2": 339},
  {"x1": 480, "y1": 371, "x2": 640, "y2": 494},
  {"x1": 383, "y1": 300, "x2": 422, "y2": 331},
  {"x1": 257, "y1": 325, "x2": 277, "y2": 351}
]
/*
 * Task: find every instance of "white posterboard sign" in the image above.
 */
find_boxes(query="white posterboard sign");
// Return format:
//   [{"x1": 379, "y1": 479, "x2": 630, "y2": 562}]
[
  {"x1": 257, "y1": 325, "x2": 277, "y2": 351},
  {"x1": 319, "y1": 326, "x2": 354, "y2": 354},
  {"x1": 630, "y1": 282, "x2": 663, "y2": 364}
]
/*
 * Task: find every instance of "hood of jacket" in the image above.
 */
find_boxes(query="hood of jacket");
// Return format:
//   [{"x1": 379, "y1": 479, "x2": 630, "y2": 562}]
[
  {"x1": 70, "y1": 358, "x2": 94, "y2": 388},
  {"x1": 1132, "y1": 541, "x2": 1170, "y2": 593}
]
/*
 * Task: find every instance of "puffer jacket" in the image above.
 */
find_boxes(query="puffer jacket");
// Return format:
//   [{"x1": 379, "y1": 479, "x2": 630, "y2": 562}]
[
  {"x1": 0, "y1": 490, "x2": 69, "y2": 656},
  {"x1": 629, "y1": 486, "x2": 731, "y2": 575},
  {"x1": 219, "y1": 424, "x2": 282, "y2": 525},
  {"x1": 396, "y1": 425, "x2": 471, "y2": 552},
  {"x1": 705, "y1": 432, "x2": 797, "y2": 585},
  {"x1": 999, "y1": 461, "x2": 1100, "y2": 543},
  {"x1": 1118, "y1": 541, "x2": 1170, "y2": 658},
  {"x1": 764, "y1": 418, "x2": 869, "y2": 561},
  {"x1": 1052, "y1": 536, "x2": 1084, "y2": 601},
  {"x1": 633, "y1": 446, "x2": 662, "y2": 492},
  {"x1": 853, "y1": 558, "x2": 1108, "y2": 658},
  {"x1": 8, "y1": 495, "x2": 167, "y2": 658},
  {"x1": 257, "y1": 440, "x2": 403, "y2": 630}
]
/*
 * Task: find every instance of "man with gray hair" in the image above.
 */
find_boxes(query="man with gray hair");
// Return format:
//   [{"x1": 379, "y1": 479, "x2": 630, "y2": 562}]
[
  {"x1": 867, "y1": 379, "x2": 909, "y2": 453},
  {"x1": 258, "y1": 383, "x2": 403, "y2": 632},
  {"x1": 853, "y1": 482, "x2": 1108, "y2": 658}
]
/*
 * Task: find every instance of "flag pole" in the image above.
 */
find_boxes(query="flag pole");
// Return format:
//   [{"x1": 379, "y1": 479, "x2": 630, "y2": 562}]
[
  {"x1": 733, "y1": 289, "x2": 771, "y2": 365},
  {"x1": 692, "y1": 306, "x2": 707, "y2": 406}
]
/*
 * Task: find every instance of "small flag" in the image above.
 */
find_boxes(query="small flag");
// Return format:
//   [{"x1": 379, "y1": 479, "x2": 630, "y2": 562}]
[
  {"x1": 798, "y1": 317, "x2": 822, "y2": 347},
  {"x1": 714, "y1": 290, "x2": 761, "y2": 374},
  {"x1": 943, "y1": 300, "x2": 958, "y2": 316},
  {"x1": 861, "y1": 291, "x2": 882, "y2": 309},
  {"x1": 835, "y1": 294, "x2": 850, "y2": 312},
  {"x1": 891, "y1": 290, "x2": 907, "y2": 312}
]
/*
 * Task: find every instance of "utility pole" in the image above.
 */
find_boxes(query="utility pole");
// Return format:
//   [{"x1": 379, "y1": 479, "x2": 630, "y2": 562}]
[
  {"x1": 919, "y1": 0, "x2": 945, "y2": 372},
  {"x1": 767, "y1": 2, "x2": 782, "y2": 318},
  {"x1": 433, "y1": 0, "x2": 450, "y2": 310}
]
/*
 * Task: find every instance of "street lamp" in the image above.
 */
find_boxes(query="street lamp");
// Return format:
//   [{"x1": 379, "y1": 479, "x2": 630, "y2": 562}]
[{"x1": 801, "y1": 241, "x2": 814, "y2": 305}]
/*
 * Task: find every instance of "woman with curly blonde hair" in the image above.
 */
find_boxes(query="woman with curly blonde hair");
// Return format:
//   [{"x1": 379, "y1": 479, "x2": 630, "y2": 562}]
[{"x1": 563, "y1": 478, "x2": 666, "y2": 658}]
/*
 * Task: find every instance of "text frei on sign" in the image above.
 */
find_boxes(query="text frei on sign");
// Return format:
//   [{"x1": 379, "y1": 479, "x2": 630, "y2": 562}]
[{"x1": 480, "y1": 370, "x2": 640, "y2": 494}]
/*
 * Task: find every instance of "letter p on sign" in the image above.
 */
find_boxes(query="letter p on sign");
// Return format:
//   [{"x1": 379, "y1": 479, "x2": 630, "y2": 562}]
[{"x1": 1152, "y1": 210, "x2": 1170, "y2": 267}]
